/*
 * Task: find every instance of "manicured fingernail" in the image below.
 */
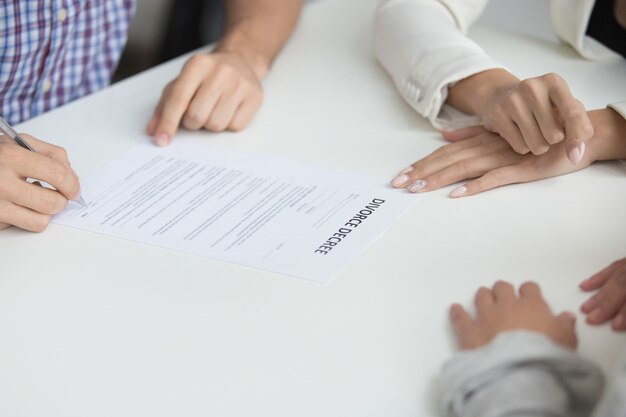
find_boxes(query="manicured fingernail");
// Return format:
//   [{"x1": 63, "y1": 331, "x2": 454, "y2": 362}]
[
  {"x1": 400, "y1": 166, "x2": 413, "y2": 175},
  {"x1": 155, "y1": 133, "x2": 170, "y2": 147},
  {"x1": 588, "y1": 308, "x2": 603, "y2": 322},
  {"x1": 568, "y1": 142, "x2": 585, "y2": 165},
  {"x1": 449, "y1": 185, "x2": 467, "y2": 198},
  {"x1": 391, "y1": 174, "x2": 410, "y2": 187},
  {"x1": 614, "y1": 315, "x2": 624, "y2": 328},
  {"x1": 408, "y1": 179, "x2": 427, "y2": 193}
]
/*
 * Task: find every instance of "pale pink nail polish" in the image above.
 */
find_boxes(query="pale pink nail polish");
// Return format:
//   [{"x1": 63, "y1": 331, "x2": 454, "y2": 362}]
[
  {"x1": 408, "y1": 179, "x2": 427, "y2": 193},
  {"x1": 568, "y1": 142, "x2": 585, "y2": 165},
  {"x1": 450, "y1": 185, "x2": 467, "y2": 198},
  {"x1": 391, "y1": 174, "x2": 410, "y2": 187},
  {"x1": 400, "y1": 166, "x2": 413, "y2": 175}
]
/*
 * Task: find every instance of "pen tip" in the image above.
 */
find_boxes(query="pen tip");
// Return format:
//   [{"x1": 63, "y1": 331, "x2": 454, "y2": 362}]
[{"x1": 76, "y1": 196, "x2": 88, "y2": 208}]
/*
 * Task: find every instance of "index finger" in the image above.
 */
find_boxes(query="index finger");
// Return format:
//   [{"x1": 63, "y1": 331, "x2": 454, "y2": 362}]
[
  {"x1": 9, "y1": 146, "x2": 80, "y2": 200},
  {"x1": 153, "y1": 65, "x2": 207, "y2": 144},
  {"x1": 17, "y1": 133, "x2": 74, "y2": 168}
]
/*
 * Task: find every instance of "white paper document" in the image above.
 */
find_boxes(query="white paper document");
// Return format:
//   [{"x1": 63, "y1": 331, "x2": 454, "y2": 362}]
[{"x1": 53, "y1": 142, "x2": 417, "y2": 283}]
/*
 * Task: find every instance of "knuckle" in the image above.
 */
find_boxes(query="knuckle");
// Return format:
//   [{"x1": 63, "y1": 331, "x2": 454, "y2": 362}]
[
  {"x1": 168, "y1": 90, "x2": 188, "y2": 108},
  {"x1": 182, "y1": 111, "x2": 205, "y2": 129},
  {"x1": 228, "y1": 119, "x2": 247, "y2": 132},
  {"x1": 161, "y1": 80, "x2": 174, "y2": 96},
  {"x1": 542, "y1": 72, "x2": 563, "y2": 85},
  {"x1": 562, "y1": 105, "x2": 585, "y2": 121},
  {"x1": 510, "y1": 141, "x2": 529, "y2": 154},
  {"x1": 215, "y1": 63, "x2": 234, "y2": 78},
  {"x1": 184, "y1": 54, "x2": 209, "y2": 71},
  {"x1": 502, "y1": 97, "x2": 518, "y2": 113},
  {"x1": 434, "y1": 145, "x2": 453, "y2": 160},
  {"x1": 41, "y1": 192, "x2": 66, "y2": 214},
  {"x1": 530, "y1": 143, "x2": 550, "y2": 155},
  {"x1": 0, "y1": 143, "x2": 18, "y2": 163},
  {"x1": 518, "y1": 79, "x2": 539, "y2": 97},
  {"x1": 49, "y1": 161, "x2": 70, "y2": 186},
  {"x1": 30, "y1": 215, "x2": 51, "y2": 232},
  {"x1": 486, "y1": 167, "x2": 510, "y2": 184},
  {"x1": 546, "y1": 130, "x2": 565, "y2": 144},
  {"x1": 205, "y1": 117, "x2": 228, "y2": 132},
  {"x1": 50, "y1": 145, "x2": 68, "y2": 162},
  {"x1": 456, "y1": 160, "x2": 474, "y2": 176}
]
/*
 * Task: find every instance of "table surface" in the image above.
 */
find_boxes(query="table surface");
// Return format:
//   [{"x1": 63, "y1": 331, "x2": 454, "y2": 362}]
[{"x1": 3, "y1": 1, "x2": 626, "y2": 416}]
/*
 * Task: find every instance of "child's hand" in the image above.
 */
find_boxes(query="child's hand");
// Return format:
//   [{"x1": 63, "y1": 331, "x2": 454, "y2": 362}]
[
  {"x1": 580, "y1": 258, "x2": 626, "y2": 330},
  {"x1": 450, "y1": 281, "x2": 578, "y2": 351}
]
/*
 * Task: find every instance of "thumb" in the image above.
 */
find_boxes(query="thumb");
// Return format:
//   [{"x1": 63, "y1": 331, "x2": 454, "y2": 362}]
[
  {"x1": 441, "y1": 125, "x2": 489, "y2": 142},
  {"x1": 564, "y1": 139, "x2": 587, "y2": 166},
  {"x1": 551, "y1": 96, "x2": 593, "y2": 165}
]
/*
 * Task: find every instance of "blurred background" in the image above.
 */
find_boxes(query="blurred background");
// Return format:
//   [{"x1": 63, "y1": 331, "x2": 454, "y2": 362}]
[
  {"x1": 113, "y1": 0, "x2": 226, "y2": 81},
  {"x1": 114, "y1": 0, "x2": 323, "y2": 82},
  {"x1": 113, "y1": 0, "x2": 552, "y2": 82}
]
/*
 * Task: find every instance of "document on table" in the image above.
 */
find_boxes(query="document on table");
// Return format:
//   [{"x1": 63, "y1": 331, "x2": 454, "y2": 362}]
[{"x1": 53, "y1": 142, "x2": 418, "y2": 283}]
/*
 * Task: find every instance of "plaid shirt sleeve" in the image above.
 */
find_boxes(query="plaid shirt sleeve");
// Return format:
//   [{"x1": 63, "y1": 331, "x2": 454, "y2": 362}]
[{"x1": 0, "y1": 0, "x2": 136, "y2": 124}]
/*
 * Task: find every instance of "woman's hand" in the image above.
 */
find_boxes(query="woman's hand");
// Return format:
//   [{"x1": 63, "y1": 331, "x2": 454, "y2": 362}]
[
  {"x1": 390, "y1": 109, "x2": 626, "y2": 197},
  {"x1": 450, "y1": 281, "x2": 577, "y2": 350},
  {"x1": 447, "y1": 69, "x2": 593, "y2": 164}
]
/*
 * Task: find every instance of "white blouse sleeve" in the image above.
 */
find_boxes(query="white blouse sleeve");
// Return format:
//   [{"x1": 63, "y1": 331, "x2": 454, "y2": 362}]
[
  {"x1": 374, "y1": 0, "x2": 506, "y2": 130},
  {"x1": 608, "y1": 100, "x2": 626, "y2": 121}
]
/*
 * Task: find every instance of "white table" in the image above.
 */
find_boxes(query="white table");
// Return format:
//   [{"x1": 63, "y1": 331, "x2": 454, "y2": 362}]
[{"x1": 3, "y1": 1, "x2": 626, "y2": 416}]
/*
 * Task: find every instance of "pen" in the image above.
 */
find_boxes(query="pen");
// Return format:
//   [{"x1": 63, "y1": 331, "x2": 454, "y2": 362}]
[{"x1": 0, "y1": 116, "x2": 87, "y2": 208}]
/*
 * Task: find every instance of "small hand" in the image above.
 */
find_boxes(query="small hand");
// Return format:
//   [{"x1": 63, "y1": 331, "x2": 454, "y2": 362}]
[
  {"x1": 450, "y1": 281, "x2": 577, "y2": 351},
  {"x1": 147, "y1": 51, "x2": 264, "y2": 146},
  {"x1": 390, "y1": 108, "x2": 626, "y2": 197},
  {"x1": 580, "y1": 258, "x2": 626, "y2": 330},
  {"x1": 0, "y1": 134, "x2": 80, "y2": 232}
]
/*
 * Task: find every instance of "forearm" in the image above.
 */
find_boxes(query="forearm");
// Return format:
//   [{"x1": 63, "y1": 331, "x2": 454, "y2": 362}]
[
  {"x1": 587, "y1": 107, "x2": 626, "y2": 161},
  {"x1": 217, "y1": 0, "x2": 303, "y2": 79},
  {"x1": 373, "y1": 0, "x2": 503, "y2": 129},
  {"x1": 446, "y1": 68, "x2": 519, "y2": 116}
]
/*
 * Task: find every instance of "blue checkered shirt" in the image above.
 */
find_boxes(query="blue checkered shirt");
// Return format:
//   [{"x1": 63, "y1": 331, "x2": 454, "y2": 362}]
[{"x1": 0, "y1": 1, "x2": 135, "y2": 124}]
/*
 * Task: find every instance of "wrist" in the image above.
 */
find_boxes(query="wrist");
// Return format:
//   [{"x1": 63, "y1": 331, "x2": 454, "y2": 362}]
[
  {"x1": 448, "y1": 69, "x2": 520, "y2": 116},
  {"x1": 215, "y1": 27, "x2": 270, "y2": 80},
  {"x1": 586, "y1": 108, "x2": 626, "y2": 161}
]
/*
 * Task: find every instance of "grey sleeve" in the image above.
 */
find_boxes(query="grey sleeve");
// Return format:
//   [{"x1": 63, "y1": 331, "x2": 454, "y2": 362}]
[
  {"x1": 591, "y1": 349, "x2": 626, "y2": 417},
  {"x1": 439, "y1": 331, "x2": 605, "y2": 417}
]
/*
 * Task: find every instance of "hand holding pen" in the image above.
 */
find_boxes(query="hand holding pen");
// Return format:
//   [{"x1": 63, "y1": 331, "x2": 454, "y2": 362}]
[{"x1": 0, "y1": 116, "x2": 86, "y2": 232}]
